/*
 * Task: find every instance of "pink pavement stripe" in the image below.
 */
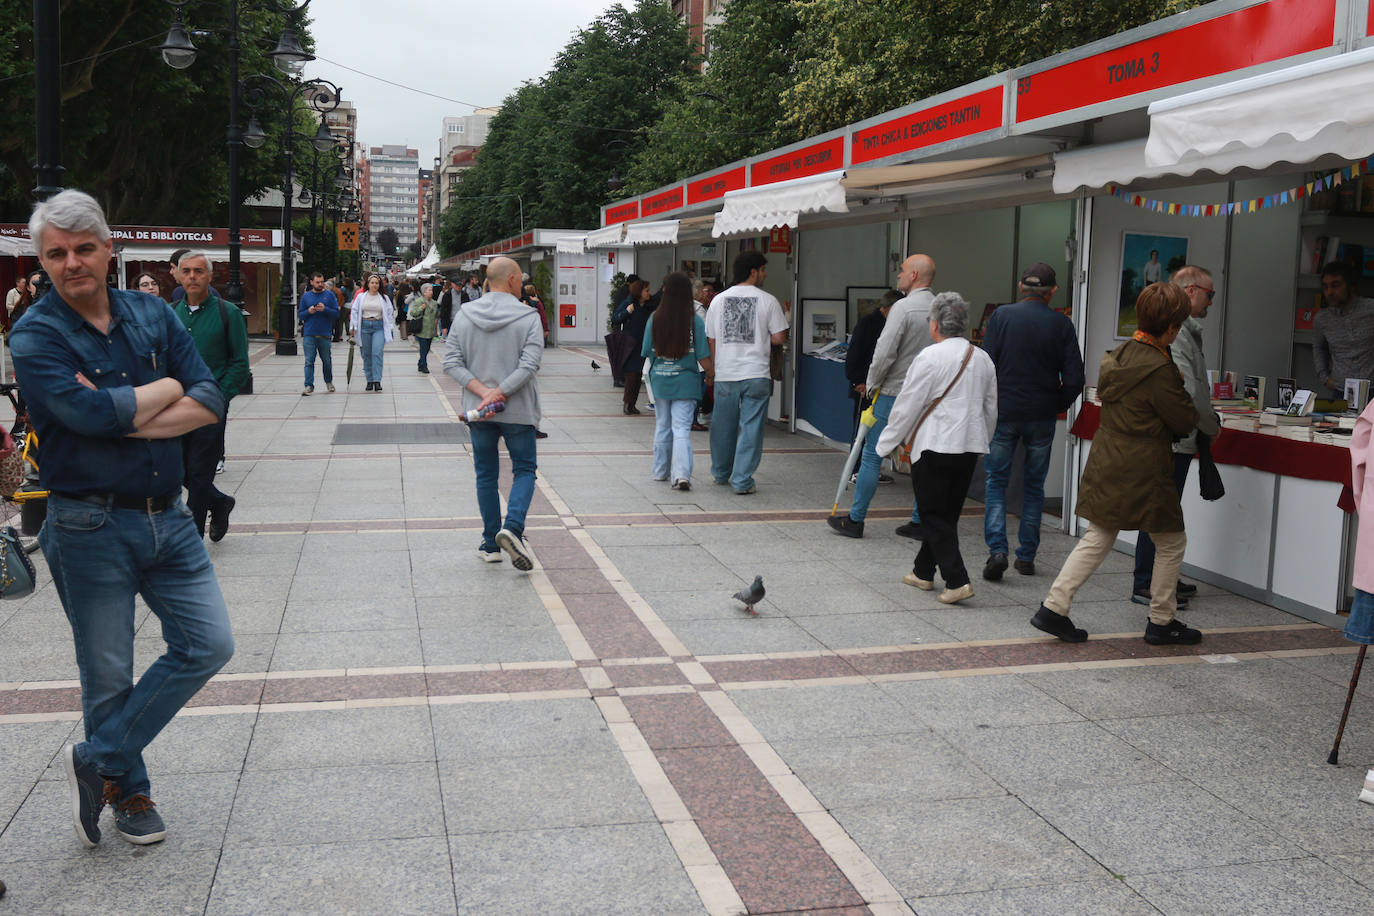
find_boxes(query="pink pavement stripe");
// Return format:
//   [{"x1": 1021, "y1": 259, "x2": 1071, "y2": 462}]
[{"x1": 695, "y1": 814, "x2": 868, "y2": 913}]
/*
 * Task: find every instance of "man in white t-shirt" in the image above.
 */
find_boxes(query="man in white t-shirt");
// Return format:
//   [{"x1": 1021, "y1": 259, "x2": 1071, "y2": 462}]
[{"x1": 705, "y1": 251, "x2": 789, "y2": 494}]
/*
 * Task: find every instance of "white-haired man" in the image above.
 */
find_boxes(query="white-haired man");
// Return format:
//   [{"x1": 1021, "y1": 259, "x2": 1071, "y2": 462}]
[{"x1": 9, "y1": 189, "x2": 233, "y2": 848}]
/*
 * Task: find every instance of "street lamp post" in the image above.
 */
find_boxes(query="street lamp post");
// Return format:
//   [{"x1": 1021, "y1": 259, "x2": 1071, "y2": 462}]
[
  {"x1": 158, "y1": 0, "x2": 315, "y2": 322},
  {"x1": 241, "y1": 75, "x2": 341, "y2": 356},
  {"x1": 32, "y1": 0, "x2": 63, "y2": 202}
]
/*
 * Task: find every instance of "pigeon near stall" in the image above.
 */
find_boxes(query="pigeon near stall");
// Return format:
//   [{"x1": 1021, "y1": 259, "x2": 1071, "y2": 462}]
[
  {"x1": 732, "y1": 576, "x2": 765, "y2": 616},
  {"x1": 591, "y1": 360, "x2": 602, "y2": 371}
]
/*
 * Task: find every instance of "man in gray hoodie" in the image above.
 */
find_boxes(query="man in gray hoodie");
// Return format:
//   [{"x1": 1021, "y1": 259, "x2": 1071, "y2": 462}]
[{"x1": 444, "y1": 256, "x2": 544, "y2": 569}]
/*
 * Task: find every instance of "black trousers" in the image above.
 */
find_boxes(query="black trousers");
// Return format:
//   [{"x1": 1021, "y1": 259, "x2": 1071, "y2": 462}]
[
  {"x1": 623, "y1": 371, "x2": 643, "y2": 411},
  {"x1": 912, "y1": 450, "x2": 978, "y2": 588},
  {"x1": 182, "y1": 414, "x2": 230, "y2": 537}
]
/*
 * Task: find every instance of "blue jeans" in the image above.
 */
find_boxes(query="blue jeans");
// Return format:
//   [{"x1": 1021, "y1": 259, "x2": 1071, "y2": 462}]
[
  {"x1": 360, "y1": 318, "x2": 385, "y2": 383},
  {"x1": 468, "y1": 421, "x2": 537, "y2": 549},
  {"x1": 983, "y1": 419, "x2": 1056, "y2": 562},
  {"x1": 417, "y1": 336, "x2": 432, "y2": 371},
  {"x1": 1133, "y1": 453, "x2": 1193, "y2": 592},
  {"x1": 303, "y1": 335, "x2": 332, "y2": 387},
  {"x1": 710, "y1": 377, "x2": 771, "y2": 491},
  {"x1": 40, "y1": 494, "x2": 234, "y2": 797},
  {"x1": 849, "y1": 393, "x2": 920, "y2": 525},
  {"x1": 653, "y1": 398, "x2": 697, "y2": 482}
]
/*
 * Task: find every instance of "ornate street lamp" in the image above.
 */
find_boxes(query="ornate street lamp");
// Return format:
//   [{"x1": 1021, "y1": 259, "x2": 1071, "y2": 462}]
[
  {"x1": 240, "y1": 75, "x2": 342, "y2": 355},
  {"x1": 158, "y1": 0, "x2": 315, "y2": 323}
]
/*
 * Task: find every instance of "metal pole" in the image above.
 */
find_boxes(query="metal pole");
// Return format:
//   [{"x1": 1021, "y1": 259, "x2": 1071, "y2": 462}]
[
  {"x1": 32, "y1": 0, "x2": 63, "y2": 201},
  {"x1": 275, "y1": 130, "x2": 297, "y2": 356},
  {"x1": 224, "y1": 1, "x2": 246, "y2": 313}
]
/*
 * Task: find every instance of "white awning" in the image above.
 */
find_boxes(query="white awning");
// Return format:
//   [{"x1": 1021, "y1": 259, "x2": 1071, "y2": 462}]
[
  {"x1": 0, "y1": 235, "x2": 32, "y2": 256},
  {"x1": 585, "y1": 224, "x2": 625, "y2": 249},
  {"x1": 461, "y1": 259, "x2": 480, "y2": 270},
  {"x1": 554, "y1": 235, "x2": 587, "y2": 255},
  {"x1": 118, "y1": 245, "x2": 297, "y2": 265},
  {"x1": 1146, "y1": 46, "x2": 1374, "y2": 172},
  {"x1": 623, "y1": 220, "x2": 679, "y2": 246},
  {"x1": 712, "y1": 170, "x2": 847, "y2": 238}
]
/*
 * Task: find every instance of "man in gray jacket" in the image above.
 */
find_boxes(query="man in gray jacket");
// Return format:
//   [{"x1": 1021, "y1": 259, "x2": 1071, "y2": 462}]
[
  {"x1": 1131, "y1": 264, "x2": 1220, "y2": 604},
  {"x1": 444, "y1": 256, "x2": 544, "y2": 569},
  {"x1": 827, "y1": 253, "x2": 934, "y2": 539}
]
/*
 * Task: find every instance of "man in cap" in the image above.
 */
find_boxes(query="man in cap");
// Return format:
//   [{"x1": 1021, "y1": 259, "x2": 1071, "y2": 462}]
[{"x1": 981, "y1": 262, "x2": 1084, "y2": 581}]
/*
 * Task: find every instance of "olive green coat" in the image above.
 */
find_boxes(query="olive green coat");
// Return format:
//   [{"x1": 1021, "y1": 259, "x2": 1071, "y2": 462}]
[{"x1": 1076, "y1": 339, "x2": 1199, "y2": 533}]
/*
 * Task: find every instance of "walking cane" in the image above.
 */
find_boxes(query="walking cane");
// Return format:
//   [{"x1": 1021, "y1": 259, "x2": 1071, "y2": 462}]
[{"x1": 1328, "y1": 644, "x2": 1367, "y2": 765}]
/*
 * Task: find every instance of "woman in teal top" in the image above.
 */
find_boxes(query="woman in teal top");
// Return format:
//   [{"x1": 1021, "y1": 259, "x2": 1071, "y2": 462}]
[{"x1": 642, "y1": 272, "x2": 713, "y2": 490}]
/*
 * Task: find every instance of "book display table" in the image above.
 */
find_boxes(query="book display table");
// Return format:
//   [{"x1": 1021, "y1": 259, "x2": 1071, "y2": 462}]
[{"x1": 1069, "y1": 402, "x2": 1351, "y2": 624}]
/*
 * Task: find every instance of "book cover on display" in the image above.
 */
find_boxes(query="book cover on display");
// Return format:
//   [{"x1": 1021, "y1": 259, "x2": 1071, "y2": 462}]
[
  {"x1": 1276, "y1": 378, "x2": 1297, "y2": 411},
  {"x1": 1242, "y1": 375, "x2": 1265, "y2": 410},
  {"x1": 1344, "y1": 378, "x2": 1370, "y2": 412},
  {"x1": 1287, "y1": 389, "x2": 1317, "y2": 416}
]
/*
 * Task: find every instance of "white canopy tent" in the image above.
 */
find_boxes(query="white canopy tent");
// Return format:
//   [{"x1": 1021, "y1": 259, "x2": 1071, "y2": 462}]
[
  {"x1": 585, "y1": 224, "x2": 626, "y2": 249},
  {"x1": 0, "y1": 235, "x2": 32, "y2": 256},
  {"x1": 405, "y1": 245, "x2": 441, "y2": 276},
  {"x1": 622, "y1": 220, "x2": 679, "y2": 246},
  {"x1": 555, "y1": 235, "x2": 587, "y2": 254}
]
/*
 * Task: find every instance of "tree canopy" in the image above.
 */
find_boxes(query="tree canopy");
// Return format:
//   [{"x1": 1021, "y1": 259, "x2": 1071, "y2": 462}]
[{"x1": 0, "y1": 0, "x2": 322, "y2": 227}]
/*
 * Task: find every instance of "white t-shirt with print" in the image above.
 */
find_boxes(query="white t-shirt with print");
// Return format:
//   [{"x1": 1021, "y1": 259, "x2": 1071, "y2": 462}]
[{"x1": 704, "y1": 284, "x2": 788, "y2": 382}]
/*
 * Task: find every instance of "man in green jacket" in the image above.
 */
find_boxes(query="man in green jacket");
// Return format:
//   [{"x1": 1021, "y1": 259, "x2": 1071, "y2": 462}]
[{"x1": 173, "y1": 251, "x2": 249, "y2": 541}]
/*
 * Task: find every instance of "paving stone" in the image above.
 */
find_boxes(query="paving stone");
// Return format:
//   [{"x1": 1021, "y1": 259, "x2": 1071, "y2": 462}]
[
  {"x1": 1126, "y1": 856, "x2": 1374, "y2": 915},
  {"x1": 914, "y1": 878, "x2": 1160, "y2": 915},
  {"x1": 141, "y1": 712, "x2": 255, "y2": 776},
  {"x1": 430, "y1": 698, "x2": 612, "y2": 761},
  {"x1": 881, "y1": 672, "x2": 1084, "y2": 730},
  {"x1": 269, "y1": 628, "x2": 424, "y2": 670},
  {"x1": 1192, "y1": 768, "x2": 1374, "y2": 855},
  {"x1": 0, "y1": 848, "x2": 220, "y2": 915},
  {"x1": 208, "y1": 837, "x2": 457, "y2": 916},
  {"x1": 449, "y1": 824, "x2": 704, "y2": 915},
  {"x1": 0, "y1": 721, "x2": 77, "y2": 779},
  {"x1": 727, "y1": 683, "x2": 924, "y2": 742},
  {"x1": 246, "y1": 706, "x2": 434, "y2": 771},
  {"x1": 943, "y1": 720, "x2": 1173, "y2": 792}
]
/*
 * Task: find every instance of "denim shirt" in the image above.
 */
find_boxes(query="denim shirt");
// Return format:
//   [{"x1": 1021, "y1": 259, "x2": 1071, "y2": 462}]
[{"x1": 9, "y1": 288, "x2": 223, "y2": 499}]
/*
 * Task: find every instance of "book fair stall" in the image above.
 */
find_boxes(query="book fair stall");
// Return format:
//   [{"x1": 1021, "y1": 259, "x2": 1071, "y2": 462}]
[{"x1": 455, "y1": 0, "x2": 1374, "y2": 625}]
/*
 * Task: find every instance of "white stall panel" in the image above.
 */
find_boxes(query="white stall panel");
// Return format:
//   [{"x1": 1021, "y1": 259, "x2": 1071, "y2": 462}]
[
  {"x1": 1180, "y1": 463, "x2": 1275, "y2": 590},
  {"x1": 1271, "y1": 475, "x2": 1346, "y2": 612}
]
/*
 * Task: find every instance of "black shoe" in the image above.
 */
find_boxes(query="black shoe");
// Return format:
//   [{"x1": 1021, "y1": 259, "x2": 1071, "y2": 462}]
[
  {"x1": 418, "y1": 366, "x2": 429, "y2": 374},
  {"x1": 535, "y1": 429, "x2": 549, "y2": 439},
  {"x1": 1030, "y1": 605, "x2": 1089, "y2": 643},
  {"x1": 895, "y1": 522, "x2": 924, "y2": 540},
  {"x1": 1014, "y1": 559, "x2": 1036, "y2": 576},
  {"x1": 624, "y1": 406, "x2": 641, "y2": 415},
  {"x1": 983, "y1": 552, "x2": 1008, "y2": 581},
  {"x1": 1176, "y1": 580, "x2": 1198, "y2": 596},
  {"x1": 826, "y1": 515, "x2": 864, "y2": 538},
  {"x1": 365, "y1": 381, "x2": 375, "y2": 391},
  {"x1": 209, "y1": 495, "x2": 235, "y2": 543},
  {"x1": 1131, "y1": 589, "x2": 1188, "y2": 609},
  {"x1": 1144, "y1": 618, "x2": 1202, "y2": 645},
  {"x1": 105, "y1": 783, "x2": 166, "y2": 845},
  {"x1": 613, "y1": 380, "x2": 625, "y2": 388},
  {"x1": 63, "y1": 745, "x2": 104, "y2": 848}
]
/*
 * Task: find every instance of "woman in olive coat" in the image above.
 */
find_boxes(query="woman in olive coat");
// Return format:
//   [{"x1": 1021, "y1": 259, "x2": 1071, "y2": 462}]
[{"x1": 1031, "y1": 282, "x2": 1199, "y2": 646}]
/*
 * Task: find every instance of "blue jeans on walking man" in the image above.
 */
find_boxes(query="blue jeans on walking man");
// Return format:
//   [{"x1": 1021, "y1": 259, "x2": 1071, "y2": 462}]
[
  {"x1": 303, "y1": 335, "x2": 332, "y2": 388},
  {"x1": 710, "y1": 377, "x2": 771, "y2": 492},
  {"x1": 848, "y1": 393, "x2": 920, "y2": 526},
  {"x1": 41, "y1": 494, "x2": 234, "y2": 798},
  {"x1": 983, "y1": 419, "x2": 1056, "y2": 563},
  {"x1": 468, "y1": 421, "x2": 537, "y2": 551}
]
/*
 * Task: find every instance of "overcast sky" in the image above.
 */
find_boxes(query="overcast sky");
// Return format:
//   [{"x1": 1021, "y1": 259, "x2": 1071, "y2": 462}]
[{"x1": 302, "y1": 0, "x2": 617, "y2": 161}]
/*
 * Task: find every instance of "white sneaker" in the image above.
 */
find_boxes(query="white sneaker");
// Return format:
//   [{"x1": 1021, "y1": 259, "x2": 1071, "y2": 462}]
[
  {"x1": 326, "y1": 383, "x2": 336, "y2": 393},
  {"x1": 302, "y1": 386, "x2": 313, "y2": 396},
  {"x1": 477, "y1": 546, "x2": 503, "y2": 563},
  {"x1": 215, "y1": 459, "x2": 225, "y2": 474},
  {"x1": 495, "y1": 528, "x2": 533, "y2": 571}
]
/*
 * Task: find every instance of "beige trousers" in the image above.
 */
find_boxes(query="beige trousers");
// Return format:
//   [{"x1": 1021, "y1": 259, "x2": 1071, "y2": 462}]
[{"x1": 1045, "y1": 522, "x2": 1186, "y2": 626}]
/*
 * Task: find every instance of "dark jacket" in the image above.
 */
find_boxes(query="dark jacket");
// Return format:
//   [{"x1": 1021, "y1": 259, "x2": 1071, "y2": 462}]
[
  {"x1": 983, "y1": 297, "x2": 1085, "y2": 422},
  {"x1": 845, "y1": 307, "x2": 887, "y2": 399},
  {"x1": 1075, "y1": 339, "x2": 1198, "y2": 533},
  {"x1": 612, "y1": 292, "x2": 658, "y2": 374}
]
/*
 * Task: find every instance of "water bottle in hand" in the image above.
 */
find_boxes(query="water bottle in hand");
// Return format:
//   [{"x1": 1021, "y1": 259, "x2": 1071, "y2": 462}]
[{"x1": 462, "y1": 401, "x2": 506, "y2": 423}]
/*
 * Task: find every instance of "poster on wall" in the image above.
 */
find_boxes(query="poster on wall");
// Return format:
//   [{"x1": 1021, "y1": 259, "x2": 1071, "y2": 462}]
[
  {"x1": 847, "y1": 286, "x2": 894, "y2": 331},
  {"x1": 1117, "y1": 231, "x2": 1188, "y2": 338},
  {"x1": 802, "y1": 299, "x2": 845, "y2": 354}
]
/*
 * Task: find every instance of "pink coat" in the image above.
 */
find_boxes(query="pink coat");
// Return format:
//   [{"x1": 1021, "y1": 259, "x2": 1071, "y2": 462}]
[{"x1": 1351, "y1": 400, "x2": 1374, "y2": 591}]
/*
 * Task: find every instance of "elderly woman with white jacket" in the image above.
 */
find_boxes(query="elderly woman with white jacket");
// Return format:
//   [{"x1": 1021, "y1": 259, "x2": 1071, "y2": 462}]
[{"x1": 877, "y1": 292, "x2": 998, "y2": 605}]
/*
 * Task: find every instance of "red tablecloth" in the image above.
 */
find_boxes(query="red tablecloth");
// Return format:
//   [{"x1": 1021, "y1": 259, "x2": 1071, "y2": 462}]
[{"x1": 1069, "y1": 402, "x2": 1355, "y2": 512}]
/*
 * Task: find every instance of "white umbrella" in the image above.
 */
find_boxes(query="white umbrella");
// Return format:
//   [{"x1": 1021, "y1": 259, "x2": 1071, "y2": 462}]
[{"x1": 831, "y1": 391, "x2": 880, "y2": 516}]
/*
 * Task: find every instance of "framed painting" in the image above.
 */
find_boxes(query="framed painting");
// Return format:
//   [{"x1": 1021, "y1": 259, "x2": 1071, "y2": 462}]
[
  {"x1": 801, "y1": 298, "x2": 845, "y2": 353},
  {"x1": 1117, "y1": 232, "x2": 1189, "y2": 338},
  {"x1": 847, "y1": 286, "x2": 894, "y2": 330}
]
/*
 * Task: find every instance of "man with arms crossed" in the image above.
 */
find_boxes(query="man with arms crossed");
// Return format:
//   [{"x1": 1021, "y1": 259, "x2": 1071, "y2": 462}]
[{"x1": 10, "y1": 190, "x2": 233, "y2": 847}]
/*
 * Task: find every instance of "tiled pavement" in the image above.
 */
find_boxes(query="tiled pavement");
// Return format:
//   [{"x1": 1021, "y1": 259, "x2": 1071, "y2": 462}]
[{"x1": 1, "y1": 338, "x2": 1373, "y2": 914}]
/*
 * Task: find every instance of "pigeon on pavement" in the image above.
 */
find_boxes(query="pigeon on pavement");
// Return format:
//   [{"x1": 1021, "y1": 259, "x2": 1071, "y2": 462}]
[
  {"x1": 591, "y1": 360, "x2": 601, "y2": 371},
  {"x1": 731, "y1": 575, "x2": 765, "y2": 616}
]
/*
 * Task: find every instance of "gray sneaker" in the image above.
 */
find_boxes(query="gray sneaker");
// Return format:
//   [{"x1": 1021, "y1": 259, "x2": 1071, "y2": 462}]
[
  {"x1": 326, "y1": 383, "x2": 336, "y2": 393},
  {"x1": 106, "y1": 784, "x2": 166, "y2": 845},
  {"x1": 302, "y1": 385, "x2": 313, "y2": 396},
  {"x1": 496, "y1": 528, "x2": 533, "y2": 570},
  {"x1": 63, "y1": 744, "x2": 104, "y2": 847}
]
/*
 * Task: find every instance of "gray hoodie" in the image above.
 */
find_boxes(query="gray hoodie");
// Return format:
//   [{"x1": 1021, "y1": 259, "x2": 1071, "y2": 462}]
[{"x1": 443, "y1": 291, "x2": 544, "y2": 426}]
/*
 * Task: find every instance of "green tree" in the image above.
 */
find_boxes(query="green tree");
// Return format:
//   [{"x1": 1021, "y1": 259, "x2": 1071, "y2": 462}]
[
  {"x1": 439, "y1": 0, "x2": 695, "y2": 255},
  {"x1": 0, "y1": 1, "x2": 316, "y2": 226},
  {"x1": 625, "y1": 0, "x2": 802, "y2": 193},
  {"x1": 376, "y1": 227, "x2": 399, "y2": 255},
  {"x1": 780, "y1": 0, "x2": 1207, "y2": 137}
]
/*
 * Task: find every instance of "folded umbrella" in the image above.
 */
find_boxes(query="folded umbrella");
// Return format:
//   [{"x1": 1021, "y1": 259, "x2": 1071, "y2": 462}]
[
  {"x1": 831, "y1": 390, "x2": 880, "y2": 516},
  {"x1": 346, "y1": 337, "x2": 356, "y2": 385}
]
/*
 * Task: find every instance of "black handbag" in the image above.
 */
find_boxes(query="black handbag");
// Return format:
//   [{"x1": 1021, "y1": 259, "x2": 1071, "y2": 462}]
[
  {"x1": 1197, "y1": 432, "x2": 1225, "y2": 501},
  {"x1": 0, "y1": 526, "x2": 36, "y2": 599}
]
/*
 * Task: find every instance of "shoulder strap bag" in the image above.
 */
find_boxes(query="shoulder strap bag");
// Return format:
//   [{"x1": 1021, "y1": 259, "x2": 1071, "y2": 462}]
[{"x1": 898, "y1": 342, "x2": 975, "y2": 465}]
